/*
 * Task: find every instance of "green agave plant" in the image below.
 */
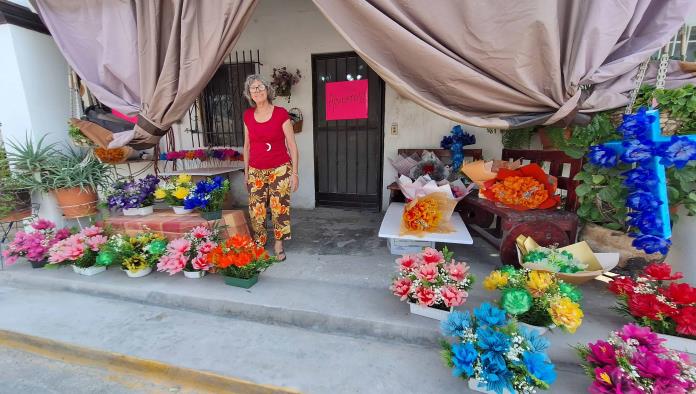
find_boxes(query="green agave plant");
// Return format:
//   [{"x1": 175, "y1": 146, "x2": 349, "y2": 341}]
[{"x1": 42, "y1": 146, "x2": 113, "y2": 192}]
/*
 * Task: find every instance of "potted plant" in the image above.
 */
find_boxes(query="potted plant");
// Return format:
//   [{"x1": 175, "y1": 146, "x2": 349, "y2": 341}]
[
  {"x1": 48, "y1": 225, "x2": 109, "y2": 275},
  {"x1": 41, "y1": 148, "x2": 112, "y2": 218},
  {"x1": 155, "y1": 174, "x2": 194, "y2": 214},
  {"x1": 106, "y1": 175, "x2": 160, "y2": 216},
  {"x1": 390, "y1": 247, "x2": 475, "y2": 320},
  {"x1": 440, "y1": 303, "x2": 557, "y2": 394},
  {"x1": 270, "y1": 67, "x2": 301, "y2": 98},
  {"x1": 576, "y1": 324, "x2": 696, "y2": 393},
  {"x1": 207, "y1": 234, "x2": 278, "y2": 288},
  {"x1": 0, "y1": 146, "x2": 31, "y2": 220},
  {"x1": 96, "y1": 232, "x2": 168, "y2": 277},
  {"x1": 1, "y1": 218, "x2": 71, "y2": 268},
  {"x1": 157, "y1": 225, "x2": 220, "y2": 278},
  {"x1": 483, "y1": 266, "x2": 584, "y2": 334},
  {"x1": 183, "y1": 176, "x2": 230, "y2": 220},
  {"x1": 607, "y1": 262, "x2": 696, "y2": 354}
]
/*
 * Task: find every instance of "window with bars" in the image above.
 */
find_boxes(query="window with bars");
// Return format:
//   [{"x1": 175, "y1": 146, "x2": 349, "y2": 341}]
[{"x1": 188, "y1": 50, "x2": 261, "y2": 148}]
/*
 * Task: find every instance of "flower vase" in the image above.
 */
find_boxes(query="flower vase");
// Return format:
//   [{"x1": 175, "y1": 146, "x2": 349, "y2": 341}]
[
  {"x1": 125, "y1": 266, "x2": 153, "y2": 278},
  {"x1": 123, "y1": 206, "x2": 154, "y2": 216},
  {"x1": 183, "y1": 270, "x2": 206, "y2": 279},
  {"x1": 172, "y1": 206, "x2": 193, "y2": 215},
  {"x1": 657, "y1": 333, "x2": 696, "y2": 355},
  {"x1": 223, "y1": 274, "x2": 259, "y2": 289},
  {"x1": 72, "y1": 265, "x2": 107, "y2": 276},
  {"x1": 517, "y1": 322, "x2": 555, "y2": 336},
  {"x1": 200, "y1": 210, "x2": 222, "y2": 221},
  {"x1": 407, "y1": 301, "x2": 452, "y2": 321},
  {"x1": 30, "y1": 260, "x2": 48, "y2": 269},
  {"x1": 468, "y1": 378, "x2": 514, "y2": 394}
]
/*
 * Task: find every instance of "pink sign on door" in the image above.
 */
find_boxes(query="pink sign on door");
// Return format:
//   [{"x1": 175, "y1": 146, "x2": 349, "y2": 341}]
[{"x1": 325, "y1": 80, "x2": 368, "y2": 120}]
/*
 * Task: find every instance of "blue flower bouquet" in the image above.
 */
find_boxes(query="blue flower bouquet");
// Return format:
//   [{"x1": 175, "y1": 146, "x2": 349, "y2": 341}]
[
  {"x1": 183, "y1": 176, "x2": 230, "y2": 220},
  {"x1": 440, "y1": 303, "x2": 556, "y2": 394}
]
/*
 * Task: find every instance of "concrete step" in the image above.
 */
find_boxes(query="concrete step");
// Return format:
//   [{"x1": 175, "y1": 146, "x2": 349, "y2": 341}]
[{"x1": 0, "y1": 285, "x2": 591, "y2": 394}]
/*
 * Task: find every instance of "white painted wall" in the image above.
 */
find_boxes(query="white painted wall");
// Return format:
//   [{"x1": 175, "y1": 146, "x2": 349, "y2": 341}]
[
  {"x1": 0, "y1": 24, "x2": 71, "y2": 224},
  {"x1": 171, "y1": 0, "x2": 503, "y2": 210}
]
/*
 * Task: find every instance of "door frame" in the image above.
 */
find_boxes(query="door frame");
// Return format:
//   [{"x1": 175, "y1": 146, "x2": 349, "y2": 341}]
[{"x1": 311, "y1": 51, "x2": 386, "y2": 211}]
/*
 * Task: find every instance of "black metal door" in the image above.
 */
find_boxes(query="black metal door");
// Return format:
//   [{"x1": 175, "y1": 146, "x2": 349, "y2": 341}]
[{"x1": 312, "y1": 52, "x2": 385, "y2": 211}]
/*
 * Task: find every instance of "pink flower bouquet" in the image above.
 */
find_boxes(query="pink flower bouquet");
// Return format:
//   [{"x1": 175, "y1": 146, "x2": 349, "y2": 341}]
[
  {"x1": 48, "y1": 225, "x2": 108, "y2": 268},
  {"x1": 577, "y1": 324, "x2": 696, "y2": 394},
  {"x1": 157, "y1": 225, "x2": 220, "y2": 276},
  {"x1": 1, "y1": 219, "x2": 71, "y2": 265},
  {"x1": 390, "y1": 247, "x2": 475, "y2": 310}
]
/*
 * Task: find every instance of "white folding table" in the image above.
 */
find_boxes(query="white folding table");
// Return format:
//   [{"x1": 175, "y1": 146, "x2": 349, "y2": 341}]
[{"x1": 378, "y1": 202, "x2": 474, "y2": 246}]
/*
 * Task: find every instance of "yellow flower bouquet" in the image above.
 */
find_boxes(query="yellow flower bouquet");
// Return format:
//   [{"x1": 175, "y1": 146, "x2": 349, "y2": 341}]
[
  {"x1": 155, "y1": 174, "x2": 195, "y2": 214},
  {"x1": 483, "y1": 266, "x2": 584, "y2": 334}
]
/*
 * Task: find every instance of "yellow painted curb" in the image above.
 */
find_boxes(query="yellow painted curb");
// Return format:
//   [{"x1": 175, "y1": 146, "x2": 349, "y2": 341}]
[{"x1": 0, "y1": 329, "x2": 301, "y2": 394}]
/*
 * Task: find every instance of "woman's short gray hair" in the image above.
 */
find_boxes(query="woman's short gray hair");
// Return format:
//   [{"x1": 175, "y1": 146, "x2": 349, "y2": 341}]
[{"x1": 243, "y1": 74, "x2": 275, "y2": 107}]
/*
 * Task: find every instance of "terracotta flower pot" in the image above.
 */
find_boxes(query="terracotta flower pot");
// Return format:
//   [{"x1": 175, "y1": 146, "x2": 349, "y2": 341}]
[
  {"x1": 53, "y1": 186, "x2": 99, "y2": 218},
  {"x1": 538, "y1": 127, "x2": 572, "y2": 150}
]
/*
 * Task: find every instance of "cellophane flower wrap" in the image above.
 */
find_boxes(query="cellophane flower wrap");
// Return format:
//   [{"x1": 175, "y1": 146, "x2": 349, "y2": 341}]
[
  {"x1": 206, "y1": 234, "x2": 278, "y2": 279},
  {"x1": 1, "y1": 219, "x2": 71, "y2": 264},
  {"x1": 106, "y1": 175, "x2": 160, "y2": 210},
  {"x1": 48, "y1": 225, "x2": 108, "y2": 268},
  {"x1": 155, "y1": 174, "x2": 194, "y2": 206},
  {"x1": 481, "y1": 163, "x2": 560, "y2": 210},
  {"x1": 608, "y1": 262, "x2": 696, "y2": 340},
  {"x1": 577, "y1": 324, "x2": 696, "y2": 394},
  {"x1": 390, "y1": 247, "x2": 475, "y2": 309},
  {"x1": 183, "y1": 176, "x2": 230, "y2": 212},
  {"x1": 156, "y1": 225, "x2": 220, "y2": 275},
  {"x1": 96, "y1": 231, "x2": 168, "y2": 273},
  {"x1": 522, "y1": 247, "x2": 588, "y2": 274},
  {"x1": 483, "y1": 266, "x2": 584, "y2": 333},
  {"x1": 440, "y1": 303, "x2": 557, "y2": 394}
]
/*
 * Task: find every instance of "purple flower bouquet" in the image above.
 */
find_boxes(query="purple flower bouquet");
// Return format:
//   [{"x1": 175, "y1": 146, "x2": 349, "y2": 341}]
[{"x1": 106, "y1": 175, "x2": 160, "y2": 211}]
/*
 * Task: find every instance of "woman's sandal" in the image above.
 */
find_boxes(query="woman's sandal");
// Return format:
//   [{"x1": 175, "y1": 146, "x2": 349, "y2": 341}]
[{"x1": 275, "y1": 250, "x2": 287, "y2": 262}]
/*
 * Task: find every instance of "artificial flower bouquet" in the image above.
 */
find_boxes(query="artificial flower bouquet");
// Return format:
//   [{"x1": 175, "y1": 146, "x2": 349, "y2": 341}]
[
  {"x1": 397, "y1": 175, "x2": 461, "y2": 236},
  {"x1": 576, "y1": 324, "x2": 696, "y2": 394},
  {"x1": 483, "y1": 266, "x2": 584, "y2": 333},
  {"x1": 183, "y1": 176, "x2": 230, "y2": 220},
  {"x1": 479, "y1": 163, "x2": 560, "y2": 210},
  {"x1": 48, "y1": 225, "x2": 108, "y2": 273},
  {"x1": 158, "y1": 148, "x2": 242, "y2": 162},
  {"x1": 2, "y1": 218, "x2": 71, "y2": 267},
  {"x1": 96, "y1": 231, "x2": 168, "y2": 277},
  {"x1": 390, "y1": 247, "x2": 474, "y2": 314},
  {"x1": 155, "y1": 174, "x2": 194, "y2": 213},
  {"x1": 106, "y1": 175, "x2": 160, "y2": 215},
  {"x1": 516, "y1": 235, "x2": 619, "y2": 285},
  {"x1": 207, "y1": 234, "x2": 278, "y2": 288},
  {"x1": 410, "y1": 151, "x2": 451, "y2": 182},
  {"x1": 460, "y1": 159, "x2": 522, "y2": 188},
  {"x1": 608, "y1": 263, "x2": 695, "y2": 342},
  {"x1": 440, "y1": 303, "x2": 556, "y2": 394},
  {"x1": 157, "y1": 225, "x2": 220, "y2": 278}
]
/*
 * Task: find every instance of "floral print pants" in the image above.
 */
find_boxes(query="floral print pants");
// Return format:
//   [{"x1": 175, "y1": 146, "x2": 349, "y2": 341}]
[{"x1": 247, "y1": 163, "x2": 292, "y2": 246}]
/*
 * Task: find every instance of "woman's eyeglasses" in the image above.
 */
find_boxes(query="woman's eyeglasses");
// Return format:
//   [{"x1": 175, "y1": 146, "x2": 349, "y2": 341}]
[{"x1": 249, "y1": 85, "x2": 267, "y2": 93}]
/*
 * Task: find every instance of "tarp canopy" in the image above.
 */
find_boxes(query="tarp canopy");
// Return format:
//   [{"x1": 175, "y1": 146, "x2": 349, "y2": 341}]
[
  {"x1": 313, "y1": 0, "x2": 696, "y2": 128},
  {"x1": 33, "y1": 0, "x2": 696, "y2": 149}
]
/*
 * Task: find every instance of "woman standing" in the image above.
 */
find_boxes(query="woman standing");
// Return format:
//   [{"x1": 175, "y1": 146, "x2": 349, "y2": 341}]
[{"x1": 242, "y1": 74, "x2": 299, "y2": 261}]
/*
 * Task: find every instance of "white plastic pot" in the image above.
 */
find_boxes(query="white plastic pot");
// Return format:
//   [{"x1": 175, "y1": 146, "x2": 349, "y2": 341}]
[
  {"x1": 125, "y1": 266, "x2": 153, "y2": 278},
  {"x1": 123, "y1": 206, "x2": 154, "y2": 216},
  {"x1": 183, "y1": 270, "x2": 206, "y2": 279},
  {"x1": 72, "y1": 265, "x2": 106, "y2": 276},
  {"x1": 407, "y1": 301, "x2": 452, "y2": 321}
]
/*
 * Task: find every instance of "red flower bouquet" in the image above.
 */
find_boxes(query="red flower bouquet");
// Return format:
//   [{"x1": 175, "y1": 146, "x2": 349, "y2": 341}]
[
  {"x1": 480, "y1": 163, "x2": 560, "y2": 210},
  {"x1": 608, "y1": 263, "x2": 695, "y2": 340}
]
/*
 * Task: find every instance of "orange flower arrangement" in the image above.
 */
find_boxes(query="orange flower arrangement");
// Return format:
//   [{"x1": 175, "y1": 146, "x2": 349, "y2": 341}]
[
  {"x1": 207, "y1": 234, "x2": 277, "y2": 279},
  {"x1": 94, "y1": 147, "x2": 128, "y2": 164},
  {"x1": 400, "y1": 192, "x2": 457, "y2": 236},
  {"x1": 481, "y1": 163, "x2": 559, "y2": 210}
]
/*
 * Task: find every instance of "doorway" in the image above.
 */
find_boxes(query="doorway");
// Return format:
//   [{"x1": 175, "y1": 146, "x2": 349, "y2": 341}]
[{"x1": 312, "y1": 52, "x2": 385, "y2": 211}]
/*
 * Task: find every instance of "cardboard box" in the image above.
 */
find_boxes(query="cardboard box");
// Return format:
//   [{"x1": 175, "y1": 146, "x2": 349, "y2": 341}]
[{"x1": 388, "y1": 238, "x2": 435, "y2": 255}]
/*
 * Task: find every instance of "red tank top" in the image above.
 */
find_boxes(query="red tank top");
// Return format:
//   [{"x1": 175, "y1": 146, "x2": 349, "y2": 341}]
[{"x1": 244, "y1": 106, "x2": 291, "y2": 169}]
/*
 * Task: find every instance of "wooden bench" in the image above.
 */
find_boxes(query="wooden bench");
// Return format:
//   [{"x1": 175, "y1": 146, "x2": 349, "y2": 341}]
[
  {"x1": 459, "y1": 149, "x2": 583, "y2": 264},
  {"x1": 387, "y1": 148, "x2": 483, "y2": 204}
]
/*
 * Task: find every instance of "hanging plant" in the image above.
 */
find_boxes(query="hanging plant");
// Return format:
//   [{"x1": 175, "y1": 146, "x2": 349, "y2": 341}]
[{"x1": 270, "y1": 67, "x2": 302, "y2": 98}]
